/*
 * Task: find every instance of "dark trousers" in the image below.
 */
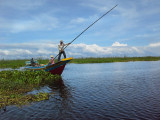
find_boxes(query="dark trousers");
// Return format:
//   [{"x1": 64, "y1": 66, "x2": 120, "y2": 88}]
[{"x1": 58, "y1": 51, "x2": 66, "y2": 61}]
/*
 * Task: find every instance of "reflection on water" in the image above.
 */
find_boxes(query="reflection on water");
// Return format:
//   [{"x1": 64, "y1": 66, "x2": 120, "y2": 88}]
[
  {"x1": 0, "y1": 67, "x2": 25, "y2": 71},
  {"x1": 1, "y1": 61, "x2": 160, "y2": 119},
  {"x1": 0, "y1": 77, "x2": 73, "y2": 119}
]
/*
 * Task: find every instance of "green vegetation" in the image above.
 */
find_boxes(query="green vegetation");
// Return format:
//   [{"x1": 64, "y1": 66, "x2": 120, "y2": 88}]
[
  {"x1": 69, "y1": 56, "x2": 160, "y2": 64},
  {"x1": 0, "y1": 56, "x2": 160, "y2": 108},
  {"x1": 0, "y1": 59, "x2": 49, "y2": 69},
  {"x1": 0, "y1": 59, "x2": 27, "y2": 69},
  {"x1": 0, "y1": 70, "x2": 61, "y2": 109},
  {"x1": 0, "y1": 57, "x2": 160, "y2": 69}
]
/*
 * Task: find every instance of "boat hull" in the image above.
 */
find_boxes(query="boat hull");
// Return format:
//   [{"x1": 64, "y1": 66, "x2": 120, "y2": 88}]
[{"x1": 25, "y1": 57, "x2": 73, "y2": 75}]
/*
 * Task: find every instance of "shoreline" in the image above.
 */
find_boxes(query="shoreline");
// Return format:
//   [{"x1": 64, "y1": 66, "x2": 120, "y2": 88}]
[
  {"x1": 70, "y1": 56, "x2": 160, "y2": 64},
  {"x1": 0, "y1": 56, "x2": 160, "y2": 69}
]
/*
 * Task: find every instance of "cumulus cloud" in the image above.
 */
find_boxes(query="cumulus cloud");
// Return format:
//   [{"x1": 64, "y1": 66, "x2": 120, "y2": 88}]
[
  {"x1": 149, "y1": 42, "x2": 160, "y2": 47},
  {"x1": 1, "y1": 42, "x2": 160, "y2": 59},
  {"x1": 112, "y1": 42, "x2": 128, "y2": 47},
  {"x1": 0, "y1": 50, "x2": 9, "y2": 56},
  {"x1": 0, "y1": 49, "x2": 32, "y2": 59}
]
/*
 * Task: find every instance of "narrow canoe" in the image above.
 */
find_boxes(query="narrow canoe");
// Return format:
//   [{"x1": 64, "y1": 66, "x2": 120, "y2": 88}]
[{"x1": 25, "y1": 57, "x2": 73, "y2": 75}]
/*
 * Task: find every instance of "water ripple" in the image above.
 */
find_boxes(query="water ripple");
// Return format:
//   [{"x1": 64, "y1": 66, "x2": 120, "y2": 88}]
[{"x1": 1, "y1": 61, "x2": 160, "y2": 119}]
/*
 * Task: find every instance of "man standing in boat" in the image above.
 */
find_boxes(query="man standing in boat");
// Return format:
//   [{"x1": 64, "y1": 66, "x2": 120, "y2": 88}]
[{"x1": 58, "y1": 40, "x2": 70, "y2": 61}]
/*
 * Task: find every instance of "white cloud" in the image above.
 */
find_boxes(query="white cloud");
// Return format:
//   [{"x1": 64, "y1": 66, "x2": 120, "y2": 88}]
[
  {"x1": 149, "y1": 42, "x2": 160, "y2": 47},
  {"x1": 0, "y1": 49, "x2": 32, "y2": 56},
  {"x1": 0, "y1": 50, "x2": 9, "y2": 55},
  {"x1": 70, "y1": 17, "x2": 86, "y2": 24},
  {"x1": 112, "y1": 42, "x2": 128, "y2": 47},
  {"x1": 0, "y1": 0, "x2": 45, "y2": 10},
  {"x1": 3, "y1": 14, "x2": 59, "y2": 33},
  {"x1": 79, "y1": 0, "x2": 160, "y2": 42},
  {"x1": 80, "y1": 0, "x2": 114, "y2": 12},
  {"x1": 37, "y1": 49, "x2": 52, "y2": 55},
  {"x1": 1, "y1": 42, "x2": 160, "y2": 59}
]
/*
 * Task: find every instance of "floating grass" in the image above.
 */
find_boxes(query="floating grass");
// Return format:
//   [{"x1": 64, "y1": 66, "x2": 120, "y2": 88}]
[{"x1": 0, "y1": 70, "x2": 61, "y2": 109}]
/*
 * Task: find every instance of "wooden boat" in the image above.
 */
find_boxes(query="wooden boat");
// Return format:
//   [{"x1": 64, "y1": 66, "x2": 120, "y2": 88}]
[{"x1": 25, "y1": 57, "x2": 73, "y2": 75}]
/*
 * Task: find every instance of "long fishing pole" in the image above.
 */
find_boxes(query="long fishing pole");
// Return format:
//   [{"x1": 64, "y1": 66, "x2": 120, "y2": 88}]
[{"x1": 54, "y1": 4, "x2": 118, "y2": 59}]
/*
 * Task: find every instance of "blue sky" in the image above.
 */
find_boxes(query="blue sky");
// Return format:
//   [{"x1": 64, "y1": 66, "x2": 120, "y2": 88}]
[{"x1": 0, "y1": 0, "x2": 160, "y2": 59}]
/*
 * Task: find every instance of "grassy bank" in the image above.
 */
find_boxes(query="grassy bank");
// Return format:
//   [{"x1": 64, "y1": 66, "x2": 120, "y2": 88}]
[
  {"x1": 0, "y1": 70, "x2": 61, "y2": 109},
  {"x1": 70, "y1": 56, "x2": 160, "y2": 64},
  {"x1": 0, "y1": 57, "x2": 160, "y2": 69}
]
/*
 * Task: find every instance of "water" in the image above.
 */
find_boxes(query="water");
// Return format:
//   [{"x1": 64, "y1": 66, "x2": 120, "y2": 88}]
[
  {"x1": 0, "y1": 67, "x2": 25, "y2": 71},
  {"x1": 1, "y1": 61, "x2": 160, "y2": 120}
]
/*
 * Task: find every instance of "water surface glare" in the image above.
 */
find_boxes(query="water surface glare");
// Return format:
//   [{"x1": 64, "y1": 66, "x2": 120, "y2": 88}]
[{"x1": 1, "y1": 61, "x2": 160, "y2": 119}]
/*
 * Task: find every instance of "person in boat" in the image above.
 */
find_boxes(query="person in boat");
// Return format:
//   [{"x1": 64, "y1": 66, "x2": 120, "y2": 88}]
[
  {"x1": 30, "y1": 58, "x2": 36, "y2": 66},
  {"x1": 58, "y1": 40, "x2": 70, "y2": 61},
  {"x1": 48, "y1": 55, "x2": 55, "y2": 65}
]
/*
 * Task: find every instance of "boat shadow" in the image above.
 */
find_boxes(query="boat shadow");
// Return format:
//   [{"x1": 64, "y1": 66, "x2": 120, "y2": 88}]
[
  {"x1": 0, "y1": 77, "x2": 72, "y2": 112},
  {"x1": 48, "y1": 77, "x2": 74, "y2": 113},
  {"x1": 48, "y1": 77, "x2": 72, "y2": 100}
]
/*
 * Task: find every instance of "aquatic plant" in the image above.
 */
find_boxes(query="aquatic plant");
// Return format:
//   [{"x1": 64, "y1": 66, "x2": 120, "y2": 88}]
[
  {"x1": 0, "y1": 59, "x2": 26, "y2": 69},
  {"x1": 0, "y1": 70, "x2": 61, "y2": 109},
  {"x1": 0, "y1": 58, "x2": 58, "y2": 69}
]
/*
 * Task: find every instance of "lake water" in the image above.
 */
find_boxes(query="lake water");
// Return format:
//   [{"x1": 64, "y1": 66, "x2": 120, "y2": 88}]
[{"x1": 1, "y1": 61, "x2": 160, "y2": 120}]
